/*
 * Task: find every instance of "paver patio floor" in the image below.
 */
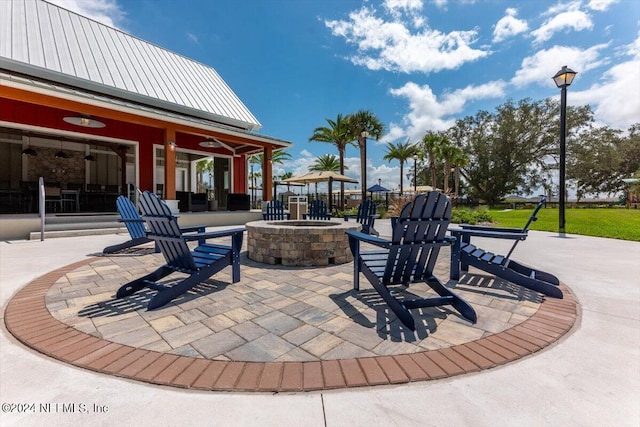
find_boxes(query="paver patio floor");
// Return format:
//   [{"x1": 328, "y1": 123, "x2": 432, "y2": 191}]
[{"x1": 5, "y1": 240, "x2": 578, "y2": 392}]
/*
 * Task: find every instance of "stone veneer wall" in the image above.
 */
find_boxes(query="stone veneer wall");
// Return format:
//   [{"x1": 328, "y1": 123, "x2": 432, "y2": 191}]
[
  {"x1": 26, "y1": 147, "x2": 85, "y2": 187},
  {"x1": 247, "y1": 220, "x2": 360, "y2": 266}
]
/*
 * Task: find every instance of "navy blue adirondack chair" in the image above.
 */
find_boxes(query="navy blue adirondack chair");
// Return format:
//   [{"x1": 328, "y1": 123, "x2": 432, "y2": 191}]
[
  {"x1": 116, "y1": 191, "x2": 245, "y2": 310},
  {"x1": 344, "y1": 199, "x2": 378, "y2": 235},
  {"x1": 303, "y1": 199, "x2": 331, "y2": 220},
  {"x1": 103, "y1": 196, "x2": 204, "y2": 254},
  {"x1": 263, "y1": 200, "x2": 290, "y2": 220},
  {"x1": 449, "y1": 195, "x2": 562, "y2": 298},
  {"x1": 346, "y1": 191, "x2": 477, "y2": 331}
]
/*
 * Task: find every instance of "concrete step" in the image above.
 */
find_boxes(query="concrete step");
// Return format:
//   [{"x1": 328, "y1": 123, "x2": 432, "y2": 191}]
[
  {"x1": 43, "y1": 221, "x2": 125, "y2": 232},
  {"x1": 29, "y1": 227, "x2": 127, "y2": 240}
]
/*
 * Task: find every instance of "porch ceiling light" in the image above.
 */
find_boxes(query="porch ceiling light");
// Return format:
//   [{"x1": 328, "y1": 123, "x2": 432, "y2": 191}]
[
  {"x1": 199, "y1": 137, "x2": 222, "y2": 148},
  {"x1": 63, "y1": 115, "x2": 105, "y2": 128}
]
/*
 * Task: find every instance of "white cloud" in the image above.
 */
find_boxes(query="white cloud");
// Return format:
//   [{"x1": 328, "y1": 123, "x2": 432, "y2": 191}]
[
  {"x1": 570, "y1": 34, "x2": 640, "y2": 129},
  {"x1": 510, "y1": 44, "x2": 609, "y2": 88},
  {"x1": 587, "y1": 0, "x2": 619, "y2": 11},
  {"x1": 493, "y1": 8, "x2": 529, "y2": 43},
  {"x1": 531, "y1": 3, "x2": 593, "y2": 45},
  {"x1": 325, "y1": 6, "x2": 489, "y2": 74},
  {"x1": 187, "y1": 33, "x2": 199, "y2": 44},
  {"x1": 383, "y1": 0, "x2": 425, "y2": 27},
  {"x1": 47, "y1": 0, "x2": 125, "y2": 29},
  {"x1": 388, "y1": 80, "x2": 507, "y2": 141}
]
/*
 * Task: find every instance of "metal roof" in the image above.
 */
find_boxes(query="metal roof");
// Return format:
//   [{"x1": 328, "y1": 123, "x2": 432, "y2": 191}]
[{"x1": 0, "y1": 0, "x2": 262, "y2": 130}]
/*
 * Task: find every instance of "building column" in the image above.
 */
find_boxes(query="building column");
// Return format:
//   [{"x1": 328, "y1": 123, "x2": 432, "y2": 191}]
[
  {"x1": 164, "y1": 128, "x2": 176, "y2": 200},
  {"x1": 262, "y1": 146, "x2": 272, "y2": 202}
]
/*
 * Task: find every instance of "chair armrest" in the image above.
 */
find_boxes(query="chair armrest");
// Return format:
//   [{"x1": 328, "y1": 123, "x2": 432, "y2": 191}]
[
  {"x1": 449, "y1": 227, "x2": 528, "y2": 241},
  {"x1": 182, "y1": 227, "x2": 246, "y2": 242},
  {"x1": 345, "y1": 230, "x2": 391, "y2": 249},
  {"x1": 459, "y1": 224, "x2": 523, "y2": 233},
  {"x1": 180, "y1": 225, "x2": 206, "y2": 233}
]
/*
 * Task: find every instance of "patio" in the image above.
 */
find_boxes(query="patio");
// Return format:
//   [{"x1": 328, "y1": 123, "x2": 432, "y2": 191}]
[
  {"x1": 4, "y1": 224, "x2": 577, "y2": 393},
  {"x1": 1, "y1": 224, "x2": 638, "y2": 426}
]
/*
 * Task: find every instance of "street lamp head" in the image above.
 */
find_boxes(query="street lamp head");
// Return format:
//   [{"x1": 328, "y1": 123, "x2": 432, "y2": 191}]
[
  {"x1": 552, "y1": 66, "x2": 577, "y2": 88},
  {"x1": 413, "y1": 153, "x2": 418, "y2": 160},
  {"x1": 360, "y1": 128, "x2": 369, "y2": 138}
]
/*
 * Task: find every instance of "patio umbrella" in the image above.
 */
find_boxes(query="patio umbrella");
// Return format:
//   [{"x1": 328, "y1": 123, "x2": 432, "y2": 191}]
[
  {"x1": 366, "y1": 183, "x2": 390, "y2": 202},
  {"x1": 283, "y1": 171, "x2": 358, "y2": 212}
]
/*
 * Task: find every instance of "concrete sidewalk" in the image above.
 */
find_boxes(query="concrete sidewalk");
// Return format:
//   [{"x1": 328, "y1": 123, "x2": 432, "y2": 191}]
[{"x1": 1, "y1": 225, "x2": 639, "y2": 426}]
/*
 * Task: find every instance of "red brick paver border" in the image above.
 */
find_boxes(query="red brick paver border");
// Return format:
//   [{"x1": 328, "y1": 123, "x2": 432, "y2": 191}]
[{"x1": 4, "y1": 258, "x2": 579, "y2": 392}]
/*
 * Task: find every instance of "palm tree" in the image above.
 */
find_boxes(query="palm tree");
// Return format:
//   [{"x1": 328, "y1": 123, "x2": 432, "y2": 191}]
[
  {"x1": 252, "y1": 149, "x2": 292, "y2": 170},
  {"x1": 250, "y1": 149, "x2": 292, "y2": 197},
  {"x1": 309, "y1": 154, "x2": 343, "y2": 172},
  {"x1": 280, "y1": 171, "x2": 294, "y2": 193},
  {"x1": 383, "y1": 140, "x2": 417, "y2": 195},
  {"x1": 438, "y1": 140, "x2": 457, "y2": 194},
  {"x1": 421, "y1": 131, "x2": 443, "y2": 188},
  {"x1": 348, "y1": 110, "x2": 385, "y2": 201},
  {"x1": 309, "y1": 114, "x2": 353, "y2": 209},
  {"x1": 449, "y1": 147, "x2": 469, "y2": 199}
]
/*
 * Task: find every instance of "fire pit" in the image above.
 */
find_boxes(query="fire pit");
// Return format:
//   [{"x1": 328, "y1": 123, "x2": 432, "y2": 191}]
[{"x1": 246, "y1": 220, "x2": 361, "y2": 266}]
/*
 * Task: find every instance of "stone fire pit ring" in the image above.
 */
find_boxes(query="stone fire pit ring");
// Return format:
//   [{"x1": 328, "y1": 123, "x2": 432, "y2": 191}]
[{"x1": 246, "y1": 220, "x2": 361, "y2": 266}]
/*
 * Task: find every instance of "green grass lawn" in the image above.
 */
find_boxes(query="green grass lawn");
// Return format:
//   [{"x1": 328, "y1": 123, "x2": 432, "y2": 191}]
[{"x1": 489, "y1": 207, "x2": 640, "y2": 241}]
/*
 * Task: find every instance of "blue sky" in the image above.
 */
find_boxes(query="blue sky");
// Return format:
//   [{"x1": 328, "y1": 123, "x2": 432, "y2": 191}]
[{"x1": 51, "y1": 0, "x2": 639, "y2": 193}]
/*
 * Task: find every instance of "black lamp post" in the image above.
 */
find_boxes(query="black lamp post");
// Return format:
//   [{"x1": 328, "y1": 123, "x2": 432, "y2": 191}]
[
  {"x1": 552, "y1": 65, "x2": 577, "y2": 234},
  {"x1": 249, "y1": 159, "x2": 255, "y2": 209},
  {"x1": 361, "y1": 129, "x2": 369, "y2": 201},
  {"x1": 413, "y1": 153, "x2": 418, "y2": 192}
]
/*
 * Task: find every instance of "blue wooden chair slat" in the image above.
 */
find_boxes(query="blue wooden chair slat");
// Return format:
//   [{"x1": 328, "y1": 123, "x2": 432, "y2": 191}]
[
  {"x1": 116, "y1": 191, "x2": 245, "y2": 310},
  {"x1": 103, "y1": 195, "x2": 206, "y2": 254},
  {"x1": 102, "y1": 196, "x2": 155, "y2": 254},
  {"x1": 303, "y1": 200, "x2": 331, "y2": 220},
  {"x1": 347, "y1": 191, "x2": 477, "y2": 331},
  {"x1": 263, "y1": 200, "x2": 290, "y2": 220},
  {"x1": 449, "y1": 195, "x2": 563, "y2": 298},
  {"x1": 344, "y1": 199, "x2": 377, "y2": 235}
]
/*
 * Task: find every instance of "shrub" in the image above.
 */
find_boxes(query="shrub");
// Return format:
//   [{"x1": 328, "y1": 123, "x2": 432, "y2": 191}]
[{"x1": 451, "y1": 207, "x2": 492, "y2": 225}]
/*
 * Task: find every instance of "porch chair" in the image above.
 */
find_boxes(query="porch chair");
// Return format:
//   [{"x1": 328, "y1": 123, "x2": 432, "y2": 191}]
[
  {"x1": 344, "y1": 199, "x2": 378, "y2": 235},
  {"x1": 346, "y1": 191, "x2": 477, "y2": 331},
  {"x1": 116, "y1": 191, "x2": 245, "y2": 310},
  {"x1": 303, "y1": 199, "x2": 331, "y2": 220},
  {"x1": 44, "y1": 187, "x2": 62, "y2": 212},
  {"x1": 103, "y1": 195, "x2": 205, "y2": 254},
  {"x1": 449, "y1": 195, "x2": 563, "y2": 298},
  {"x1": 263, "y1": 200, "x2": 290, "y2": 220}
]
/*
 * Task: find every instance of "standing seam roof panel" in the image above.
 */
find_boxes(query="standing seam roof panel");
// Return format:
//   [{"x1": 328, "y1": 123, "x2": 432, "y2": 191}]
[
  {"x1": 81, "y1": 19, "x2": 114, "y2": 87},
  {"x1": 59, "y1": 10, "x2": 88, "y2": 80},
  {"x1": 25, "y1": 0, "x2": 46, "y2": 68},
  {"x1": 98, "y1": 24, "x2": 133, "y2": 92},
  {"x1": 128, "y1": 37, "x2": 166, "y2": 101},
  {"x1": 140, "y1": 42, "x2": 180, "y2": 105},
  {"x1": 36, "y1": 1, "x2": 61, "y2": 73},
  {"x1": 2, "y1": 0, "x2": 261, "y2": 129},
  {"x1": 49, "y1": 7, "x2": 76, "y2": 76},
  {"x1": 110, "y1": 31, "x2": 147, "y2": 96},
  {"x1": 11, "y1": 1, "x2": 28, "y2": 64},
  {"x1": 0, "y1": 1, "x2": 12, "y2": 58},
  {"x1": 119, "y1": 33, "x2": 155, "y2": 98},
  {"x1": 170, "y1": 53, "x2": 209, "y2": 112},
  {"x1": 72, "y1": 15, "x2": 101, "y2": 83}
]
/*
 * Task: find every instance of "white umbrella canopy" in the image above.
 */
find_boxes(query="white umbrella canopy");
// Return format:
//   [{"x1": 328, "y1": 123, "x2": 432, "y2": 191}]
[
  {"x1": 283, "y1": 171, "x2": 358, "y2": 212},
  {"x1": 282, "y1": 171, "x2": 358, "y2": 184}
]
